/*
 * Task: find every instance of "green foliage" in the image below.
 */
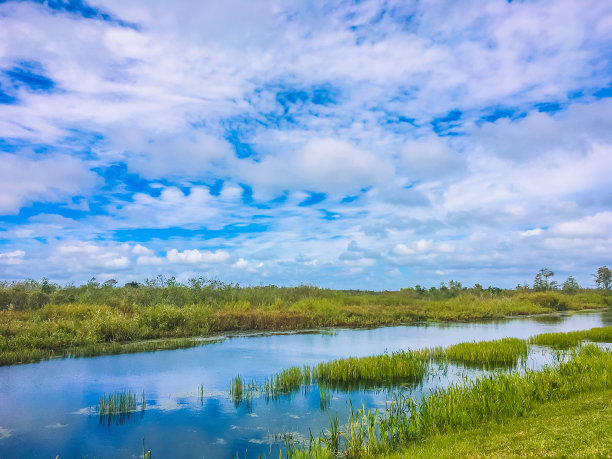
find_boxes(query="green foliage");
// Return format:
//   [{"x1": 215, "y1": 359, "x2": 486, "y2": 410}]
[
  {"x1": 314, "y1": 351, "x2": 429, "y2": 390},
  {"x1": 289, "y1": 345, "x2": 612, "y2": 458},
  {"x1": 526, "y1": 291, "x2": 567, "y2": 310},
  {"x1": 562, "y1": 275, "x2": 580, "y2": 293},
  {"x1": 387, "y1": 390, "x2": 612, "y2": 458},
  {"x1": 0, "y1": 279, "x2": 608, "y2": 366},
  {"x1": 98, "y1": 390, "x2": 146, "y2": 424},
  {"x1": 594, "y1": 266, "x2": 612, "y2": 290},
  {"x1": 533, "y1": 268, "x2": 557, "y2": 291}
]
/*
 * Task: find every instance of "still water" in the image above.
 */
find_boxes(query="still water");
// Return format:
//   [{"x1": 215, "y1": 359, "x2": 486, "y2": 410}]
[{"x1": 0, "y1": 309, "x2": 609, "y2": 458}]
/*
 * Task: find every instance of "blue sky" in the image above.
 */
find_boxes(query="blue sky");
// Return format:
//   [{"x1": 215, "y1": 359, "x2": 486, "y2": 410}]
[{"x1": 0, "y1": 0, "x2": 611, "y2": 288}]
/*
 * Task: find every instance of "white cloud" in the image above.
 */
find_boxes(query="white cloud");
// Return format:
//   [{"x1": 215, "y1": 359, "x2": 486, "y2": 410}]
[
  {"x1": 402, "y1": 137, "x2": 466, "y2": 180},
  {"x1": 0, "y1": 0, "x2": 611, "y2": 288},
  {"x1": 242, "y1": 138, "x2": 394, "y2": 194},
  {"x1": 136, "y1": 255, "x2": 164, "y2": 266},
  {"x1": 0, "y1": 250, "x2": 26, "y2": 265},
  {"x1": 393, "y1": 244, "x2": 415, "y2": 256},
  {"x1": 0, "y1": 154, "x2": 98, "y2": 215},
  {"x1": 133, "y1": 244, "x2": 154, "y2": 256},
  {"x1": 166, "y1": 249, "x2": 230, "y2": 264},
  {"x1": 233, "y1": 258, "x2": 249, "y2": 269}
]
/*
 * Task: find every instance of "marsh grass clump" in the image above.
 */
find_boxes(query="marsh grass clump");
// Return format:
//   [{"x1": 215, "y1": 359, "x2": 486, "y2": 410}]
[
  {"x1": 529, "y1": 326, "x2": 612, "y2": 349},
  {"x1": 585, "y1": 326, "x2": 612, "y2": 343},
  {"x1": 231, "y1": 351, "x2": 429, "y2": 405},
  {"x1": 229, "y1": 375, "x2": 257, "y2": 409},
  {"x1": 314, "y1": 351, "x2": 429, "y2": 390},
  {"x1": 530, "y1": 330, "x2": 587, "y2": 349},
  {"x1": 264, "y1": 365, "x2": 312, "y2": 400},
  {"x1": 230, "y1": 375, "x2": 244, "y2": 405},
  {"x1": 441, "y1": 338, "x2": 528, "y2": 368},
  {"x1": 98, "y1": 390, "x2": 145, "y2": 424}
]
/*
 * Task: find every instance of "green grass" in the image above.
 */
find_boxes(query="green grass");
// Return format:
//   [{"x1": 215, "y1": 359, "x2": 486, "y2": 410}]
[
  {"x1": 384, "y1": 389, "x2": 612, "y2": 458},
  {"x1": 264, "y1": 366, "x2": 312, "y2": 400},
  {"x1": 314, "y1": 351, "x2": 429, "y2": 390},
  {"x1": 530, "y1": 326, "x2": 612, "y2": 349},
  {"x1": 286, "y1": 345, "x2": 612, "y2": 458},
  {"x1": 439, "y1": 337, "x2": 528, "y2": 368},
  {"x1": 0, "y1": 335, "x2": 218, "y2": 366}
]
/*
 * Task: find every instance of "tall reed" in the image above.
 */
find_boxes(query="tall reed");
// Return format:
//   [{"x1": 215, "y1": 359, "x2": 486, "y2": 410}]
[{"x1": 98, "y1": 390, "x2": 146, "y2": 424}]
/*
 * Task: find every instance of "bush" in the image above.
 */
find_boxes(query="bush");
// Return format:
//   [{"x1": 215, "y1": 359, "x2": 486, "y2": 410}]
[{"x1": 527, "y1": 292, "x2": 567, "y2": 311}]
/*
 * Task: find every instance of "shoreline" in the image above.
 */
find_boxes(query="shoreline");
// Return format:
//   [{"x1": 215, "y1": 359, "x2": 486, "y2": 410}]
[{"x1": 1, "y1": 305, "x2": 607, "y2": 368}]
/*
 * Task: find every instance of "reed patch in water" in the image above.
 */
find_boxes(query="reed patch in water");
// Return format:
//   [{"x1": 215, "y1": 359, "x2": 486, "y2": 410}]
[
  {"x1": 98, "y1": 390, "x2": 146, "y2": 424},
  {"x1": 529, "y1": 326, "x2": 612, "y2": 349},
  {"x1": 440, "y1": 337, "x2": 528, "y2": 368}
]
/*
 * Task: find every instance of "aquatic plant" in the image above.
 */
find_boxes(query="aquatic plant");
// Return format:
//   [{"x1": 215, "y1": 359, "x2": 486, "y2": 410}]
[
  {"x1": 319, "y1": 384, "x2": 330, "y2": 411},
  {"x1": 264, "y1": 366, "x2": 311, "y2": 401},
  {"x1": 441, "y1": 337, "x2": 528, "y2": 368},
  {"x1": 314, "y1": 350, "x2": 429, "y2": 390},
  {"x1": 529, "y1": 326, "x2": 612, "y2": 349},
  {"x1": 98, "y1": 390, "x2": 146, "y2": 424},
  {"x1": 229, "y1": 375, "x2": 243, "y2": 406}
]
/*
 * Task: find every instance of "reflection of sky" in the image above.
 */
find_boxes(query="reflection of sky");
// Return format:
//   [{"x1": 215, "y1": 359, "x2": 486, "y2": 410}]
[{"x1": 0, "y1": 311, "x2": 606, "y2": 458}]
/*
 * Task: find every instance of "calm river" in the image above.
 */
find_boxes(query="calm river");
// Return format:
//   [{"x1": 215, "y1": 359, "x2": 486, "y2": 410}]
[{"x1": 0, "y1": 309, "x2": 609, "y2": 458}]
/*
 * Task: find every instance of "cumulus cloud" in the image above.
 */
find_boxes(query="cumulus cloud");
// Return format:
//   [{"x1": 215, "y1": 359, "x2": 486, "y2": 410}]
[
  {"x1": 0, "y1": 154, "x2": 98, "y2": 215},
  {"x1": 166, "y1": 249, "x2": 230, "y2": 264},
  {"x1": 233, "y1": 258, "x2": 249, "y2": 269},
  {"x1": 242, "y1": 138, "x2": 394, "y2": 194},
  {"x1": 0, "y1": 250, "x2": 26, "y2": 265},
  {"x1": 401, "y1": 137, "x2": 466, "y2": 180},
  {"x1": 1, "y1": 0, "x2": 612, "y2": 287}
]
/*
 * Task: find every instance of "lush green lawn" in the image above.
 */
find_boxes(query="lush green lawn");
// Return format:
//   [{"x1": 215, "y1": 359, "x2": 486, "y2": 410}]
[{"x1": 385, "y1": 389, "x2": 612, "y2": 458}]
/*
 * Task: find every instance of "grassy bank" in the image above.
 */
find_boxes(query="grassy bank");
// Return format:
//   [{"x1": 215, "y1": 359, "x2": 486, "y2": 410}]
[
  {"x1": 385, "y1": 389, "x2": 612, "y2": 458},
  {"x1": 286, "y1": 345, "x2": 612, "y2": 458},
  {"x1": 0, "y1": 287, "x2": 608, "y2": 366}
]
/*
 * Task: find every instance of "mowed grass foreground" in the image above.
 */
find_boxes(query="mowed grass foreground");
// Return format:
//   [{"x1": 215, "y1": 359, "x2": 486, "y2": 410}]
[
  {"x1": 0, "y1": 281, "x2": 608, "y2": 365},
  {"x1": 384, "y1": 389, "x2": 612, "y2": 458}
]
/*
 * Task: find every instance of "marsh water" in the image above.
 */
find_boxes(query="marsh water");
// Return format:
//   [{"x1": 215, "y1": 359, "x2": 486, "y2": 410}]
[{"x1": 0, "y1": 309, "x2": 609, "y2": 458}]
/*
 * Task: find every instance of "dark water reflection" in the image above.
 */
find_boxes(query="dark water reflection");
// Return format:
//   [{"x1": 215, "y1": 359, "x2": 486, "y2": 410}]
[{"x1": 0, "y1": 309, "x2": 607, "y2": 458}]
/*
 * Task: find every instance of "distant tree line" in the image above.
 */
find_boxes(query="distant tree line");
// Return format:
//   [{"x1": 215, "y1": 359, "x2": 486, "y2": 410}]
[
  {"x1": 0, "y1": 266, "x2": 609, "y2": 312},
  {"x1": 528, "y1": 266, "x2": 611, "y2": 293}
]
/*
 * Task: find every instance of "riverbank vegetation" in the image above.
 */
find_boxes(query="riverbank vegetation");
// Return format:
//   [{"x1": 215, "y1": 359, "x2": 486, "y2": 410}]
[
  {"x1": 0, "y1": 278, "x2": 609, "y2": 366},
  {"x1": 284, "y1": 344, "x2": 612, "y2": 458}
]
